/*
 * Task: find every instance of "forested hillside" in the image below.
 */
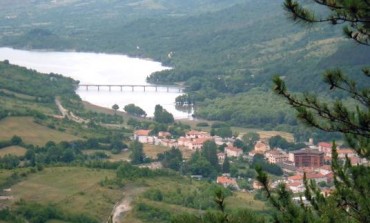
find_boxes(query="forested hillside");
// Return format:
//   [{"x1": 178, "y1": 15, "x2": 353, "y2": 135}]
[{"x1": 0, "y1": 0, "x2": 368, "y2": 130}]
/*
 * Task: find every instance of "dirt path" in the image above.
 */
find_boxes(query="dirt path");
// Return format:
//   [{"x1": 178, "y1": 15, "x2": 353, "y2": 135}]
[
  {"x1": 110, "y1": 186, "x2": 146, "y2": 223},
  {"x1": 55, "y1": 97, "x2": 88, "y2": 123}
]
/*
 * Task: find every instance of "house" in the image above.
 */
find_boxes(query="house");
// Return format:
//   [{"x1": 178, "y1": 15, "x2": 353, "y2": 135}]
[
  {"x1": 159, "y1": 139, "x2": 178, "y2": 148},
  {"x1": 288, "y1": 172, "x2": 327, "y2": 184},
  {"x1": 337, "y1": 148, "x2": 357, "y2": 159},
  {"x1": 217, "y1": 176, "x2": 238, "y2": 189},
  {"x1": 178, "y1": 137, "x2": 191, "y2": 147},
  {"x1": 317, "y1": 165, "x2": 332, "y2": 175},
  {"x1": 186, "y1": 130, "x2": 210, "y2": 139},
  {"x1": 306, "y1": 172, "x2": 327, "y2": 184},
  {"x1": 318, "y1": 142, "x2": 333, "y2": 157},
  {"x1": 265, "y1": 149, "x2": 288, "y2": 164},
  {"x1": 213, "y1": 136, "x2": 225, "y2": 146},
  {"x1": 254, "y1": 141, "x2": 270, "y2": 153},
  {"x1": 287, "y1": 182, "x2": 305, "y2": 193},
  {"x1": 224, "y1": 145, "x2": 243, "y2": 157},
  {"x1": 188, "y1": 138, "x2": 212, "y2": 150},
  {"x1": 134, "y1": 129, "x2": 155, "y2": 144},
  {"x1": 288, "y1": 174, "x2": 303, "y2": 183}
]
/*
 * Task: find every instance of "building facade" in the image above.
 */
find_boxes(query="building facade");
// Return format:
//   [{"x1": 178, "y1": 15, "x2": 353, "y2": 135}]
[{"x1": 293, "y1": 149, "x2": 324, "y2": 168}]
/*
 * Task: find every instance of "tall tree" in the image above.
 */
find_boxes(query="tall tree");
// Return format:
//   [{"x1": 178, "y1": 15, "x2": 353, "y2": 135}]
[
  {"x1": 201, "y1": 140, "x2": 220, "y2": 171},
  {"x1": 222, "y1": 155, "x2": 230, "y2": 173},
  {"x1": 112, "y1": 104, "x2": 119, "y2": 115},
  {"x1": 154, "y1": 104, "x2": 174, "y2": 124},
  {"x1": 129, "y1": 140, "x2": 145, "y2": 165},
  {"x1": 257, "y1": 1, "x2": 370, "y2": 223}
]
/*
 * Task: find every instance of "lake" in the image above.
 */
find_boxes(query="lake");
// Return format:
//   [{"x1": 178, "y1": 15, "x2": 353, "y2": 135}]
[{"x1": 0, "y1": 47, "x2": 192, "y2": 119}]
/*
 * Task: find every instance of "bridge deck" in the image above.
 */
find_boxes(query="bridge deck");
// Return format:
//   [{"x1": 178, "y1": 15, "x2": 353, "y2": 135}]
[{"x1": 78, "y1": 84, "x2": 183, "y2": 92}]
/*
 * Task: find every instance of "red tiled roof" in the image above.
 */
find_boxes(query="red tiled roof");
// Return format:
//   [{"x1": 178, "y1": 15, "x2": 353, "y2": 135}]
[
  {"x1": 337, "y1": 149, "x2": 355, "y2": 154},
  {"x1": 306, "y1": 173, "x2": 325, "y2": 179},
  {"x1": 217, "y1": 176, "x2": 236, "y2": 185},
  {"x1": 134, "y1": 129, "x2": 151, "y2": 136},
  {"x1": 318, "y1": 142, "x2": 332, "y2": 148},
  {"x1": 288, "y1": 175, "x2": 303, "y2": 181}
]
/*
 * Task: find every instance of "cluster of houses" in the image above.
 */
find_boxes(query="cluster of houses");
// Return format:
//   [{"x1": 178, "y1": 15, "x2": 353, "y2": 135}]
[
  {"x1": 133, "y1": 129, "x2": 236, "y2": 150},
  {"x1": 133, "y1": 129, "x2": 367, "y2": 194},
  {"x1": 248, "y1": 141, "x2": 367, "y2": 194}
]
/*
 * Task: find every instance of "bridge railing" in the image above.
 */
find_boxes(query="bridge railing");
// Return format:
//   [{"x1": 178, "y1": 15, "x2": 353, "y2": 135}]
[{"x1": 78, "y1": 84, "x2": 184, "y2": 93}]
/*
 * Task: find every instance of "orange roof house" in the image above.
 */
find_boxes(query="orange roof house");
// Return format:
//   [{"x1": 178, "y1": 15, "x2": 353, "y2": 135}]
[
  {"x1": 225, "y1": 145, "x2": 243, "y2": 157},
  {"x1": 254, "y1": 141, "x2": 270, "y2": 153},
  {"x1": 134, "y1": 129, "x2": 151, "y2": 136},
  {"x1": 134, "y1": 129, "x2": 154, "y2": 144},
  {"x1": 217, "y1": 176, "x2": 238, "y2": 188}
]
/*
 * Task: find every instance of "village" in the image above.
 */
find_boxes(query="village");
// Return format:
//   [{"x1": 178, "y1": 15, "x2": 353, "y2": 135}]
[{"x1": 134, "y1": 128, "x2": 368, "y2": 197}]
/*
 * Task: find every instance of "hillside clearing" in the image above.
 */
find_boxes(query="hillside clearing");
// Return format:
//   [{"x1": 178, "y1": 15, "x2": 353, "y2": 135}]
[
  {"x1": 0, "y1": 146, "x2": 27, "y2": 157},
  {"x1": 10, "y1": 167, "x2": 122, "y2": 221},
  {"x1": 0, "y1": 117, "x2": 80, "y2": 146}
]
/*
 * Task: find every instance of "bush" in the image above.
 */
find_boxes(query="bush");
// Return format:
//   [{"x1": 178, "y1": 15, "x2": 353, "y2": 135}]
[{"x1": 196, "y1": 122, "x2": 209, "y2": 127}]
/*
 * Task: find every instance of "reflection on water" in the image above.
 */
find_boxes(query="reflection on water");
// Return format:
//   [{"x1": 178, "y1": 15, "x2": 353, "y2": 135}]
[{"x1": 0, "y1": 47, "x2": 192, "y2": 119}]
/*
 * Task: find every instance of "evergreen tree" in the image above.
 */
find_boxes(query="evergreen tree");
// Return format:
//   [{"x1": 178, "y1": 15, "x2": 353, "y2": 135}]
[
  {"x1": 222, "y1": 155, "x2": 230, "y2": 173},
  {"x1": 201, "y1": 141, "x2": 220, "y2": 171},
  {"x1": 257, "y1": 1, "x2": 370, "y2": 223},
  {"x1": 154, "y1": 104, "x2": 174, "y2": 124},
  {"x1": 129, "y1": 140, "x2": 145, "y2": 165},
  {"x1": 111, "y1": 104, "x2": 119, "y2": 114}
]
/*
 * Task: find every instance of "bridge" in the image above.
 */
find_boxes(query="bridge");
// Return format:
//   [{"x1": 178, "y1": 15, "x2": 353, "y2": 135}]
[{"x1": 78, "y1": 84, "x2": 184, "y2": 93}]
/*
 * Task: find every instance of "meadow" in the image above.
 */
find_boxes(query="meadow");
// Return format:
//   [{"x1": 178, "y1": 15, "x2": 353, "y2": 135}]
[{"x1": 0, "y1": 117, "x2": 80, "y2": 146}]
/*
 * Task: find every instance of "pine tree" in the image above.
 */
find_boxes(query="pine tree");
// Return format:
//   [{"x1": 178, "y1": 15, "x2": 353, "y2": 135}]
[
  {"x1": 129, "y1": 140, "x2": 145, "y2": 164},
  {"x1": 222, "y1": 155, "x2": 230, "y2": 173},
  {"x1": 257, "y1": 1, "x2": 370, "y2": 222}
]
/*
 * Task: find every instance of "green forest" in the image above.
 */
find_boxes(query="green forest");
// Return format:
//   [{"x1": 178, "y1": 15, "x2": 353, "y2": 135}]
[{"x1": 0, "y1": 0, "x2": 369, "y2": 131}]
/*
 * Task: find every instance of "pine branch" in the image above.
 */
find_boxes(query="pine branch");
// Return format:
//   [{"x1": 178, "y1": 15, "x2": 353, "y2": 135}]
[{"x1": 273, "y1": 76, "x2": 370, "y2": 138}]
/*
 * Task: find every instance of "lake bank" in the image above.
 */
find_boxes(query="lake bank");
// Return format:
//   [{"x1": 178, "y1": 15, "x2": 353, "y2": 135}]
[{"x1": 0, "y1": 47, "x2": 192, "y2": 119}]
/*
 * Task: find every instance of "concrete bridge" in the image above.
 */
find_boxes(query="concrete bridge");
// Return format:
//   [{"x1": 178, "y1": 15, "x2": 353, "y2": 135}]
[{"x1": 78, "y1": 84, "x2": 183, "y2": 93}]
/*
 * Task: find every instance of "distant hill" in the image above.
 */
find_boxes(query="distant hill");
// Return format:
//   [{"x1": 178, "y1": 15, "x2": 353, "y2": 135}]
[{"x1": 0, "y1": 0, "x2": 368, "y2": 128}]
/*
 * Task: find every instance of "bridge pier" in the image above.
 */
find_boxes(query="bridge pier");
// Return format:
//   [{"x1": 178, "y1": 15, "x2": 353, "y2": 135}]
[
  {"x1": 120, "y1": 86, "x2": 122, "y2": 92},
  {"x1": 98, "y1": 86, "x2": 100, "y2": 91},
  {"x1": 131, "y1": 86, "x2": 134, "y2": 91},
  {"x1": 109, "y1": 86, "x2": 111, "y2": 91},
  {"x1": 143, "y1": 86, "x2": 146, "y2": 92}
]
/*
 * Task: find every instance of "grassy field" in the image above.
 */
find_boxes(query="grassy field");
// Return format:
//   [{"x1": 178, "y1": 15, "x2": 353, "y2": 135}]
[
  {"x1": 143, "y1": 144, "x2": 171, "y2": 159},
  {"x1": 257, "y1": 130, "x2": 294, "y2": 142},
  {"x1": 0, "y1": 146, "x2": 27, "y2": 157},
  {"x1": 10, "y1": 167, "x2": 122, "y2": 221},
  {"x1": 0, "y1": 88, "x2": 36, "y2": 100},
  {"x1": 83, "y1": 143, "x2": 174, "y2": 162},
  {"x1": 0, "y1": 117, "x2": 80, "y2": 146},
  {"x1": 0, "y1": 169, "x2": 12, "y2": 187},
  {"x1": 225, "y1": 191, "x2": 267, "y2": 211},
  {"x1": 4, "y1": 166, "x2": 270, "y2": 223}
]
